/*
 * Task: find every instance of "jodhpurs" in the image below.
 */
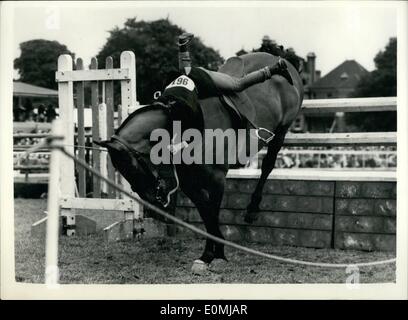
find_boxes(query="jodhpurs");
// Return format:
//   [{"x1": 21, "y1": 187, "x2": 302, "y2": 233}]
[
  {"x1": 202, "y1": 68, "x2": 268, "y2": 92},
  {"x1": 178, "y1": 51, "x2": 269, "y2": 93}
]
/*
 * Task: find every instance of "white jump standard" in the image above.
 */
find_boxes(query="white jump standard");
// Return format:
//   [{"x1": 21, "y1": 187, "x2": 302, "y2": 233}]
[{"x1": 31, "y1": 51, "x2": 143, "y2": 242}]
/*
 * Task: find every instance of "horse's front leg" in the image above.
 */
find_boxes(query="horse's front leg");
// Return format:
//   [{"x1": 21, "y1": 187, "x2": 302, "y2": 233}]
[
  {"x1": 182, "y1": 167, "x2": 227, "y2": 273},
  {"x1": 245, "y1": 126, "x2": 288, "y2": 223},
  {"x1": 207, "y1": 170, "x2": 227, "y2": 262}
]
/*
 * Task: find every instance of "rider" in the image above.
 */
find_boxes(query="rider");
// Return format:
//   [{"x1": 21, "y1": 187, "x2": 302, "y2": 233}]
[
  {"x1": 158, "y1": 32, "x2": 294, "y2": 129},
  {"x1": 154, "y1": 33, "x2": 294, "y2": 204},
  {"x1": 178, "y1": 33, "x2": 293, "y2": 89}
]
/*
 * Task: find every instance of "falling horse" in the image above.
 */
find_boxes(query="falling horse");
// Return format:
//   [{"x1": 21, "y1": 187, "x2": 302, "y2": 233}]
[{"x1": 96, "y1": 52, "x2": 304, "y2": 272}]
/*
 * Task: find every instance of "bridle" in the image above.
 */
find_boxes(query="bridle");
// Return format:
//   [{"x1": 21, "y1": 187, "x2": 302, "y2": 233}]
[
  {"x1": 110, "y1": 101, "x2": 180, "y2": 208},
  {"x1": 110, "y1": 135, "x2": 159, "y2": 180}
]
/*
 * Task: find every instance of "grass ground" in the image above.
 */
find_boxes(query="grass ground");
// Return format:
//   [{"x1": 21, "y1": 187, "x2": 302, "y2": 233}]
[{"x1": 14, "y1": 199, "x2": 396, "y2": 284}]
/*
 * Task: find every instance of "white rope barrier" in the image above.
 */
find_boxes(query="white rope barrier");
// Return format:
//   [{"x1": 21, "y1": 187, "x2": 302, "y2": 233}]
[{"x1": 44, "y1": 138, "x2": 396, "y2": 270}]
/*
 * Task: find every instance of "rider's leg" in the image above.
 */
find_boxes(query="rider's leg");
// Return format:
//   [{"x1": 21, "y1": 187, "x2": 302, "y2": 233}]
[
  {"x1": 204, "y1": 59, "x2": 293, "y2": 92},
  {"x1": 178, "y1": 33, "x2": 194, "y2": 74},
  {"x1": 177, "y1": 32, "x2": 293, "y2": 87}
]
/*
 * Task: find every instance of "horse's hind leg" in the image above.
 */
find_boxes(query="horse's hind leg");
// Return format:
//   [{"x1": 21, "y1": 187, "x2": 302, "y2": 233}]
[{"x1": 245, "y1": 125, "x2": 289, "y2": 223}]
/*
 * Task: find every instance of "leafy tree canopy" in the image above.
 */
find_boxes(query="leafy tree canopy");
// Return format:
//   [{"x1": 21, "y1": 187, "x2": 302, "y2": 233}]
[
  {"x1": 253, "y1": 38, "x2": 304, "y2": 73},
  {"x1": 96, "y1": 18, "x2": 224, "y2": 104},
  {"x1": 353, "y1": 37, "x2": 396, "y2": 97},
  {"x1": 346, "y1": 37, "x2": 397, "y2": 131},
  {"x1": 14, "y1": 39, "x2": 74, "y2": 89}
]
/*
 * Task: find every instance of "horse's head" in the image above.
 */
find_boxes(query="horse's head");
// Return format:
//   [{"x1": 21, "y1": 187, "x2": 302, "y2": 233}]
[{"x1": 95, "y1": 104, "x2": 173, "y2": 206}]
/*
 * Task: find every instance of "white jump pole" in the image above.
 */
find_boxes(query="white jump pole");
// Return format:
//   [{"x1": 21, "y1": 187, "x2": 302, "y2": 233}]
[
  {"x1": 45, "y1": 119, "x2": 63, "y2": 285},
  {"x1": 98, "y1": 103, "x2": 108, "y2": 194}
]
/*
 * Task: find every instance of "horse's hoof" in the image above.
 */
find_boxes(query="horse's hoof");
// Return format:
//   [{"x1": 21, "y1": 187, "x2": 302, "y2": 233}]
[
  {"x1": 214, "y1": 254, "x2": 228, "y2": 262},
  {"x1": 191, "y1": 259, "x2": 209, "y2": 275}
]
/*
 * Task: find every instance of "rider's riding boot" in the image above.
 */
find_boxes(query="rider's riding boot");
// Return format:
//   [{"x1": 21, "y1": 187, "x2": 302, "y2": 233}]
[
  {"x1": 178, "y1": 33, "x2": 194, "y2": 73},
  {"x1": 227, "y1": 58, "x2": 293, "y2": 91},
  {"x1": 267, "y1": 59, "x2": 294, "y2": 85}
]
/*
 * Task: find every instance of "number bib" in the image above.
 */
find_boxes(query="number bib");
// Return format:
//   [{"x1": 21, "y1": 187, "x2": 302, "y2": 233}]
[{"x1": 165, "y1": 75, "x2": 196, "y2": 91}]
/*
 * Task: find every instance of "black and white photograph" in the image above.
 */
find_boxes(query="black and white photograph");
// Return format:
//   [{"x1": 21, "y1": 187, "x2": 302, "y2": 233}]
[{"x1": 1, "y1": 1, "x2": 407, "y2": 300}]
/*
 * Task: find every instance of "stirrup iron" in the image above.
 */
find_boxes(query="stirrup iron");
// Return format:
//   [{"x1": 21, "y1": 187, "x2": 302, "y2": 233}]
[{"x1": 255, "y1": 128, "x2": 275, "y2": 144}]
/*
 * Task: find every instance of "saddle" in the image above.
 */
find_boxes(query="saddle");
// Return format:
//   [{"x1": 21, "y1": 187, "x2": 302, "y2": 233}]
[
  {"x1": 218, "y1": 56, "x2": 255, "y2": 122},
  {"x1": 217, "y1": 56, "x2": 275, "y2": 144}
]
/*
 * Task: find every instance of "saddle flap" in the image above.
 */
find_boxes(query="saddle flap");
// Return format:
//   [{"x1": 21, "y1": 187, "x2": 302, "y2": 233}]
[
  {"x1": 217, "y1": 56, "x2": 258, "y2": 128},
  {"x1": 221, "y1": 92, "x2": 257, "y2": 128},
  {"x1": 220, "y1": 95, "x2": 242, "y2": 121}
]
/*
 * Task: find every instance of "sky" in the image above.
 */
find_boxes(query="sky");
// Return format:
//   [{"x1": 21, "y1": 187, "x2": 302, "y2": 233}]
[{"x1": 10, "y1": 1, "x2": 398, "y2": 79}]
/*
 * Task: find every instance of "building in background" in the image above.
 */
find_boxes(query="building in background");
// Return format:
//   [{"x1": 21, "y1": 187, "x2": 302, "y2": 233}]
[
  {"x1": 13, "y1": 81, "x2": 58, "y2": 122},
  {"x1": 234, "y1": 37, "x2": 369, "y2": 133},
  {"x1": 235, "y1": 36, "x2": 322, "y2": 133},
  {"x1": 235, "y1": 35, "x2": 321, "y2": 99},
  {"x1": 289, "y1": 52, "x2": 322, "y2": 132},
  {"x1": 309, "y1": 60, "x2": 368, "y2": 99},
  {"x1": 292, "y1": 59, "x2": 368, "y2": 133},
  {"x1": 302, "y1": 52, "x2": 321, "y2": 98}
]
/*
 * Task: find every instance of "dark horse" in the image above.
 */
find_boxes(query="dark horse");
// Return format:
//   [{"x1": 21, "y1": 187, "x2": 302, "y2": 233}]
[{"x1": 97, "y1": 52, "x2": 303, "y2": 272}]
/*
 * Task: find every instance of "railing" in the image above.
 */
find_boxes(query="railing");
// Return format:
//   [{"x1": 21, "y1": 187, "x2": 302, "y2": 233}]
[
  {"x1": 301, "y1": 96, "x2": 396, "y2": 113},
  {"x1": 252, "y1": 149, "x2": 397, "y2": 170},
  {"x1": 13, "y1": 132, "x2": 93, "y2": 175},
  {"x1": 283, "y1": 132, "x2": 396, "y2": 146},
  {"x1": 251, "y1": 96, "x2": 397, "y2": 170},
  {"x1": 13, "y1": 96, "x2": 397, "y2": 175},
  {"x1": 285, "y1": 96, "x2": 396, "y2": 146}
]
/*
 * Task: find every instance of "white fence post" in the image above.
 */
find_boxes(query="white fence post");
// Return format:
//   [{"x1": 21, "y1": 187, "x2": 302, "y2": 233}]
[
  {"x1": 57, "y1": 54, "x2": 76, "y2": 235},
  {"x1": 98, "y1": 103, "x2": 108, "y2": 194},
  {"x1": 120, "y1": 51, "x2": 143, "y2": 220},
  {"x1": 57, "y1": 54, "x2": 75, "y2": 197},
  {"x1": 45, "y1": 119, "x2": 63, "y2": 286}
]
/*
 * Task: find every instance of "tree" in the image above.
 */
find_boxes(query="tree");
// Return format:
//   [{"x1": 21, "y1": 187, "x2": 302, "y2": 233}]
[
  {"x1": 96, "y1": 18, "x2": 224, "y2": 104},
  {"x1": 346, "y1": 38, "x2": 397, "y2": 131},
  {"x1": 14, "y1": 40, "x2": 74, "y2": 89},
  {"x1": 253, "y1": 36, "x2": 303, "y2": 72}
]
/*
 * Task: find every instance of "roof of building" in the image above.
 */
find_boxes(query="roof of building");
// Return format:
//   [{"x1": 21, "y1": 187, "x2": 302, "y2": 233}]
[
  {"x1": 310, "y1": 60, "x2": 368, "y2": 89},
  {"x1": 13, "y1": 81, "x2": 58, "y2": 98}
]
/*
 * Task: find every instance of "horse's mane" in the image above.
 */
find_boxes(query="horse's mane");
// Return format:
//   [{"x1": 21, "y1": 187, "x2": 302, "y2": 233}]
[{"x1": 115, "y1": 104, "x2": 167, "y2": 134}]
